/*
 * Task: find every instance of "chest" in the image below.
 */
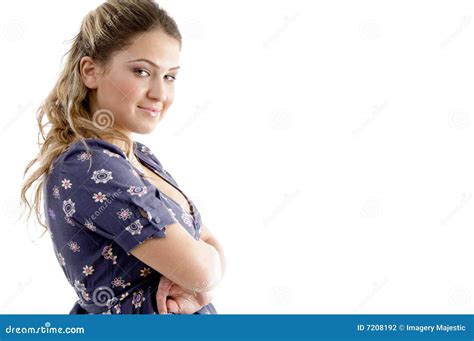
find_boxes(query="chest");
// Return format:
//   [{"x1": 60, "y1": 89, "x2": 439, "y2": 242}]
[{"x1": 137, "y1": 162, "x2": 193, "y2": 215}]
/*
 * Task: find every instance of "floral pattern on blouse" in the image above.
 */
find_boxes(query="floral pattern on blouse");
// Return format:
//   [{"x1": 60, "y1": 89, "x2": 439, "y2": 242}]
[{"x1": 44, "y1": 138, "x2": 215, "y2": 315}]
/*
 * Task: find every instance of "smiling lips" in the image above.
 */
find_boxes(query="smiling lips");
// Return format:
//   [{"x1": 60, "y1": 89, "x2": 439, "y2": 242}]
[{"x1": 138, "y1": 106, "x2": 161, "y2": 117}]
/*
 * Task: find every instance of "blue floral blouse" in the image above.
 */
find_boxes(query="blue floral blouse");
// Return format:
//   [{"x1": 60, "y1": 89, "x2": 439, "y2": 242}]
[{"x1": 44, "y1": 138, "x2": 217, "y2": 314}]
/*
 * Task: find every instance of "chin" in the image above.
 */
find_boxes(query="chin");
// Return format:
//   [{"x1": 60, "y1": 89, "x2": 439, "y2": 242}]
[{"x1": 133, "y1": 125, "x2": 157, "y2": 135}]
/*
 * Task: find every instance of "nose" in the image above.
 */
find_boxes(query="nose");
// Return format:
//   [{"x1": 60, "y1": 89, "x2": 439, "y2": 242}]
[{"x1": 148, "y1": 78, "x2": 167, "y2": 102}]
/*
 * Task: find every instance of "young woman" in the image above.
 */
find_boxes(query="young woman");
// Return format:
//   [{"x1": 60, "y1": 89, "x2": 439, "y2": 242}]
[{"x1": 20, "y1": 0, "x2": 226, "y2": 314}]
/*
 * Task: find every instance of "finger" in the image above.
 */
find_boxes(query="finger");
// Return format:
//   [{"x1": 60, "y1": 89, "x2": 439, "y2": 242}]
[
  {"x1": 168, "y1": 284, "x2": 186, "y2": 297},
  {"x1": 175, "y1": 294, "x2": 204, "y2": 315},
  {"x1": 156, "y1": 277, "x2": 173, "y2": 314},
  {"x1": 167, "y1": 298, "x2": 180, "y2": 314},
  {"x1": 157, "y1": 276, "x2": 173, "y2": 295},
  {"x1": 180, "y1": 296, "x2": 199, "y2": 314}
]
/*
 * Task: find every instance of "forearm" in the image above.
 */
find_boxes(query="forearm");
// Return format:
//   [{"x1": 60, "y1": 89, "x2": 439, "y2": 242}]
[
  {"x1": 176, "y1": 239, "x2": 222, "y2": 304},
  {"x1": 202, "y1": 236, "x2": 226, "y2": 279},
  {"x1": 193, "y1": 239, "x2": 222, "y2": 293},
  {"x1": 160, "y1": 238, "x2": 224, "y2": 312},
  {"x1": 168, "y1": 240, "x2": 219, "y2": 305}
]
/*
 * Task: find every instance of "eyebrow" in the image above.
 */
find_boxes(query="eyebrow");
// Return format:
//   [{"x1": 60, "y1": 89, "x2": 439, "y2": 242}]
[{"x1": 127, "y1": 58, "x2": 180, "y2": 71}]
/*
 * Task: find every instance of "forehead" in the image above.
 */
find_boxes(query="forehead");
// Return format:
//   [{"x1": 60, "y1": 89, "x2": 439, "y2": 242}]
[{"x1": 115, "y1": 29, "x2": 180, "y2": 68}]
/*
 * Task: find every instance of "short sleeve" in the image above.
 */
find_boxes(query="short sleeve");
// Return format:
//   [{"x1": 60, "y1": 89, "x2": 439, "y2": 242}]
[{"x1": 56, "y1": 139, "x2": 177, "y2": 254}]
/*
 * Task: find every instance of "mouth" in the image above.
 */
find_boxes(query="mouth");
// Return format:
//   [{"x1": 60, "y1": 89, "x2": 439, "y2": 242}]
[{"x1": 138, "y1": 106, "x2": 161, "y2": 117}]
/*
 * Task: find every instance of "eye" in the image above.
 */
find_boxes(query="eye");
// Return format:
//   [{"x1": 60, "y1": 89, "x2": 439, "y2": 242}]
[
  {"x1": 134, "y1": 68, "x2": 150, "y2": 78},
  {"x1": 165, "y1": 75, "x2": 177, "y2": 82}
]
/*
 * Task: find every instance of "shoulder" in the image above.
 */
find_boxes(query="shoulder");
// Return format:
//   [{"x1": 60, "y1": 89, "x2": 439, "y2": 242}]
[
  {"x1": 49, "y1": 138, "x2": 137, "y2": 183},
  {"x1": 62, "y1": 138, "x2": 127, "y2": 162}
]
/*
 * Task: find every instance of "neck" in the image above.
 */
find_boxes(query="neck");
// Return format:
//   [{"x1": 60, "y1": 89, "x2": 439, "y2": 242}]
[{"x1": 104, "y1": 136, "x2": 135, "y2": 160}]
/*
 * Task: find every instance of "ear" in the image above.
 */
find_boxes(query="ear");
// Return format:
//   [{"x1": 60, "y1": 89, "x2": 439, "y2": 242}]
[{"x1": 80, "y1": 56, "x2": 100, "y2": 89}]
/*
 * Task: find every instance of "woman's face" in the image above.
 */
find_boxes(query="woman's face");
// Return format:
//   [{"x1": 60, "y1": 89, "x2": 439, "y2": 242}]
[{"x1": 82, "y1": 29, "x2": 181, "y2": 136}]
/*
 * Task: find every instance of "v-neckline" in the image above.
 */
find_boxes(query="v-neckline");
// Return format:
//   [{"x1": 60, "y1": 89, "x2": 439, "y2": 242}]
[{"x1": 131, "y1": 146, "x2": 195, "y2": 218}]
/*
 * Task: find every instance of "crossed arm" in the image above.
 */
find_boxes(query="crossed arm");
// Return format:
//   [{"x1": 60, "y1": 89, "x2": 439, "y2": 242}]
[
  {"x1": 156, "y1": 224, "x2": 226, "y2": 314},
  {"x1": 199, "y1": 224, "x2": 227, "y2": 280}
]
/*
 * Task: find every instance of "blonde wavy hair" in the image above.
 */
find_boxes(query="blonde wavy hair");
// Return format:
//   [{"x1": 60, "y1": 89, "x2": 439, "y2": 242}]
[{"x1": 20, "y1": 0, "x2": 182, "y2": 234}]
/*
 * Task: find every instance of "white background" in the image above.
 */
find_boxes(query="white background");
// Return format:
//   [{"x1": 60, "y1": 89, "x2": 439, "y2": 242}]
[{"x1": 0, "y1": 0, "x2": 473, "y2": 314}]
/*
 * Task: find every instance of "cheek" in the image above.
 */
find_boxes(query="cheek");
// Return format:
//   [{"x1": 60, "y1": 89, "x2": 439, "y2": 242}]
[
  {"x1": 109, "y1": 75, "x2": 141, "y2": 104},
  {"x1": 164, "y1": 92, "x2": 175, "y2": 109},
  {"x1": 98, "y1": 72, "x2": 139, "y2": 108},
  {"x1": 96, "y1": 77, "x2": 140, "y2": 127}
]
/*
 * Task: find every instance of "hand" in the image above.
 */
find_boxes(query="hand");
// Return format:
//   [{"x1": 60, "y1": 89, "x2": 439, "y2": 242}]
[{"x1": 156, "y1": 276, "x2": 214, "y2": 314}]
